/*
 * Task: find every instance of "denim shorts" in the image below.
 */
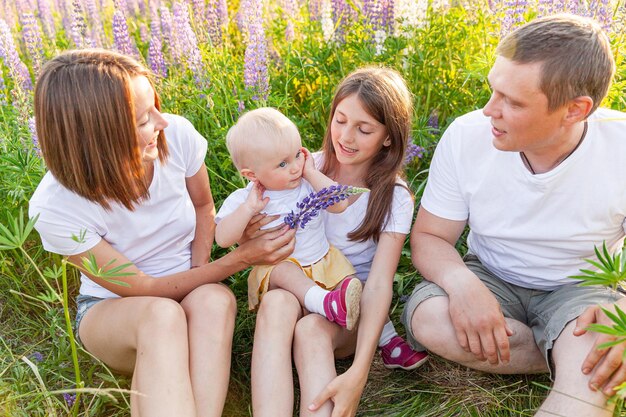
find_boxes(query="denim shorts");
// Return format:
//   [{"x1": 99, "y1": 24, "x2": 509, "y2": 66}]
[
  {"x1": 401, "y1": 254, "x2": 623, "y2": 373},
  {"x1": 74, "y1": 294, "x2": 106, "y2": 345}
]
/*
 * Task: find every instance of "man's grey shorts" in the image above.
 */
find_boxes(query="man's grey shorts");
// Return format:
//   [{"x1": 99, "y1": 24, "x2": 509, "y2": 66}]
[
  {"x1": 74, "y1": 294, "x2": 106, "y2": 345},
  {"x1": 400, "y1": 254, "x2": 622, "y2": 370}
]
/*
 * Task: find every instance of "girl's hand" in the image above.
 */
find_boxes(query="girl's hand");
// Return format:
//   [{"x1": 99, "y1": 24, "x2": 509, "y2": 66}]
[
  {"x1": 301, "y1": 147, "x2": 316, "y2": 180},
  {"x1": 308, "y1": 368, "x2": 366, "y2": 417},
  {"x1": 244, "y1": 181, "x2": 269, "y2": 215}
]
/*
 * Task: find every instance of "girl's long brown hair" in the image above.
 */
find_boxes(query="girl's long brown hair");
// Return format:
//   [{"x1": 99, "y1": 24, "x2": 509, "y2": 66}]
[
  {"x1": 34, "y1": 48, "x2": 169, "y2": 210},
  {"x1": 321, "y1": 67, "x2": 413, "y2": 243}
]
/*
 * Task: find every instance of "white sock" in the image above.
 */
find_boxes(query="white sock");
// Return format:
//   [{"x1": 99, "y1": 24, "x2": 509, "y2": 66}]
[
  {"x1": 304, "y1": 286, "x2": 329, "y2": 317},
  {"x1": 378, "y1": 320, "x2": 398, "y2": 347}
]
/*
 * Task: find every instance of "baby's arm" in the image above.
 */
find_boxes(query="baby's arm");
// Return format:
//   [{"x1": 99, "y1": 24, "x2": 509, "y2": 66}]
[
  {"x1": 215, "y1": 182, "x2": 269, "y2": 247},
  {"x1": 301, "y1": 147, "x2": 348, "y2": 213}
]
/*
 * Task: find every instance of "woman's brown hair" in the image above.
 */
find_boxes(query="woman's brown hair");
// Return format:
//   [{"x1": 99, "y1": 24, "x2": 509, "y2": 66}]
[
  {"x1": 34, "y1": 48, "x2": 169, "y2": 210},
  {"x1": 321, "y1": 67, "x2": 413, "y2": 243}
]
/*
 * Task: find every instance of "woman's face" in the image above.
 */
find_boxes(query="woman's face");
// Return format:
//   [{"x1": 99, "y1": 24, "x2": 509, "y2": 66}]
[
  {"x1": 131, "y1": 76, "x2": 168, "y2": 163},
  {"x1": 330, "y1": 94, "x2": 389, "y2": 169}
]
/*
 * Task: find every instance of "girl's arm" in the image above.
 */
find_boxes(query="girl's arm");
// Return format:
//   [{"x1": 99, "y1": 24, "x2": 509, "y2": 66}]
[
  {"x1": 309, "y1": 231, "x2": 405, "y2": 416},
  {"x1": 301, "y1": 147, "x2": 348, "y2": 214},
  {"x1": 68, "y1": 222, "x2": 296, "y2": 302},
  {"x1": 215, "y1": 182, "x2": 268, "y2": 248},
  {"x1": 186, "y1": 166, "x2": 215, "y2": 267}
]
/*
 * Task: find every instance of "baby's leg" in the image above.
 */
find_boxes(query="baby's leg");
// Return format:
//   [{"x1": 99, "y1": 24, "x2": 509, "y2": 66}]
[{"x1": 268, "y1": 262, "x2": 316, "y2": 306}]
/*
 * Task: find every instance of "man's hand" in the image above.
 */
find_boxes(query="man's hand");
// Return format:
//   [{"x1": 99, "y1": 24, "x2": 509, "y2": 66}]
[
  {"x1": 448, "y1": 277, "x2": 513, "y2": 365},
  {"x1": 575, "y1": 299, "x2": 626, "y2": 395}
]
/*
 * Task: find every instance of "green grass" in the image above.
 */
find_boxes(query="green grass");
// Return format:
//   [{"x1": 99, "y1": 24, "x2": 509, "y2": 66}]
[{"x1": 1, "y1": 0, "x2": 626, "y2": 416}]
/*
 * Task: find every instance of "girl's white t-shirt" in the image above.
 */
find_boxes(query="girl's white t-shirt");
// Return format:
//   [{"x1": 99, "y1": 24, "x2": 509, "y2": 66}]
[
  {"x1": 314, "y1": 152, "x2": 414, "y2": 281},
  {"x1": 28, "y1": 114, "x2": 208, "y2": 298},
  {"x1": 422, "y1": 108, "x2": 626, "y2": 290}
]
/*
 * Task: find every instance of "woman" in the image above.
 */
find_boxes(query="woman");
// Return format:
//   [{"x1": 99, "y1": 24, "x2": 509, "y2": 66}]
[
  {"x1": 250, "y1": 67, "x2": 419, "y2": 417},
  {"x1": 28, "y1": 49, "x2": 295, "y2": 417}
]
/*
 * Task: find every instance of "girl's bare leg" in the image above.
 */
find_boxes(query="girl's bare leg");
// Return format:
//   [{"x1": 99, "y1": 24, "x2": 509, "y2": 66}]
[{"x1": 251, "y1": 289, "x2": 303, "y2": 417}]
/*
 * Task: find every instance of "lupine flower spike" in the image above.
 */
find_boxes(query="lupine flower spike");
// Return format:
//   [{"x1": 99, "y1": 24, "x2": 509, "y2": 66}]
[{"x1": 284, "y1": 185, "x2": 369, "y2": 229}]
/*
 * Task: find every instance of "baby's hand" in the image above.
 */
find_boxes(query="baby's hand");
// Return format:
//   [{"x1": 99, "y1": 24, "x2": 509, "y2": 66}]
[
  {"x1": 244, "y1": 181, "x2": 269, "y2": 214},
  {"x1": 301, "y1": 147, "x2": 316, "y2": 179}
]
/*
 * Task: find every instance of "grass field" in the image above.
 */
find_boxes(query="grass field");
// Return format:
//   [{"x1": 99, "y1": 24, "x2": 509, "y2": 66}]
[{"x1": 0, "y1": 0, "x2": 625, "y2": 415}]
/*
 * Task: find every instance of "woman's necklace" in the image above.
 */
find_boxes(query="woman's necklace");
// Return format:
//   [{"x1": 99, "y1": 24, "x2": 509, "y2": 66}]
[{"x1": 521, "y1": 121, "x2": 588, "y2": 175}]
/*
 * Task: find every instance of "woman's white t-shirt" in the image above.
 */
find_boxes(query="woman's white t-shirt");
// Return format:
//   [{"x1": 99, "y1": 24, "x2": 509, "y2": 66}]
[{"x1": 29, "y1": 114, "x2": 208, "y2": 298}]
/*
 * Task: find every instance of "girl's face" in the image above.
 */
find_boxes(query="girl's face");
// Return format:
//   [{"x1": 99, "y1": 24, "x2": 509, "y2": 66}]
[
  {"x1": 330, "y1": 94, "x2": 389, "y2": 169},
  {"x1": 131, "y1": 76, "x2": 168, "y2": 164}
]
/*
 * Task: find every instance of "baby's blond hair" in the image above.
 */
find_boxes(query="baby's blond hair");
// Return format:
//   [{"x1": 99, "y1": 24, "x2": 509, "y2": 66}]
[{"x1": 226, "y1": 107, "x2": 301, "y2": 171}]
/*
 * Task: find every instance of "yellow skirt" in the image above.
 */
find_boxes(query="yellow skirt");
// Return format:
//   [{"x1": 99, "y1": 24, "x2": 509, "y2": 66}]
[{"x1": 247, "y1": 245, "x2": 356, "y2": 310}]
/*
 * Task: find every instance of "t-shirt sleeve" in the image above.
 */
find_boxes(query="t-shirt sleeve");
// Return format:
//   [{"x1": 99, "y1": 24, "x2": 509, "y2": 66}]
[
  {"x1": 29, "y1": 199, "x2": 103, "y2": 256},
  {"x1": 177, "y1": 116, "x2": 208, "y2": 177},
  {"x1": 382, "y1": 185, "x2": 414, "y2": 234},
  {"x1": 420, "y1": 122, "x2": 469, "y2": 221},
  {"x1": 215, "y1": 188, "x2": 248, "y2": 223}
]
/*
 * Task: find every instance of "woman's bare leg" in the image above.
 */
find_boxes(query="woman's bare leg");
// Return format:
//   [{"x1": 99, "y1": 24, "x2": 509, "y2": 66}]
[
  {"x1": 79, "y1": 297, "x2": 196, "y2": 417},
  {"x1": 181, "y1": 284, "x2": 237, "y2": 417}
]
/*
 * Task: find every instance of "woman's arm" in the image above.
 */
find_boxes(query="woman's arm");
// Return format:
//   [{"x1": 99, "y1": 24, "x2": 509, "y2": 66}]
[
  {"x1": 309, "y1": 232, "x2": 405, "y2": 416},
  {"x1": 186, "y1": 166, "x2": 215, "y2": 267},
  {"x1": 68, "y1": 223, "x2": 296, "y2": 302}
]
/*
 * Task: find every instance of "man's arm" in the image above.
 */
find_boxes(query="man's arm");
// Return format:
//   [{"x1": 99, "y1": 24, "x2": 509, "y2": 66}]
[{"x1": 411, "y1": 206, "x2": 513, "y2": 364}]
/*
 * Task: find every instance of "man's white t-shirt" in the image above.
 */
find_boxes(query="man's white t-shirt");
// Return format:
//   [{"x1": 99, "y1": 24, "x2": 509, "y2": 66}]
[
  {"x1": 422, "y1": 108, "x2": 626, "y2": 290},
  {"x1": 29, "y1": 114, "x2": 208, "y2": 298},
  {"x1": 215, "y1": 180, "x2": 330, "y2": 266}
]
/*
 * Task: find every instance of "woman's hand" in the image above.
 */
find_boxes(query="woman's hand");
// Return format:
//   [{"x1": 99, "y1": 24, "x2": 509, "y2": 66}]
[
  {"x1": 237, "y1": 223, "x2": 296, "y2": 266},
  {"x1": 308, "y1": 368, "x2": 367, "y2": 417},
  {"x1": 239, "y1": 213, "x2": 283, "y2": 243}
]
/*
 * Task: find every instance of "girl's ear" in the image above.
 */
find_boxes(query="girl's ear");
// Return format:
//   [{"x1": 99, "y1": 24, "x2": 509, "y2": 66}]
[
  {"x1": 383, "y1": 136, "x2": 391, "y2": 147},
  {"x1": 240, "y1": 168, "x2": 257, "y2": 181}
]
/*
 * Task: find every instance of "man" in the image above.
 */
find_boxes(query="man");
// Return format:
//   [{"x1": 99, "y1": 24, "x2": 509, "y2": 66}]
[{"x1": 401, "y1": 14, "x2": 626, "y2": 417}]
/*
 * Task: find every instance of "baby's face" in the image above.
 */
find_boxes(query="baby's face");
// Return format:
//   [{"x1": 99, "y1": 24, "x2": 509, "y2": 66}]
[{"x1": 252, "y1": 137, "x2": 304, "y2": 191}]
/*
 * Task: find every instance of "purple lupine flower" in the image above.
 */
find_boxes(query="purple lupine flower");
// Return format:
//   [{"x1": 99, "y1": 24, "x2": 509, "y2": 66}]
[
  {"x1": 284, "y1": 185, "x2": 369, "y2": 229},
  {"x1": 241, "y1": 0, "x2": 269, "y2": 101},
  {"x1": 308, "y1": 0, "x2": 322, "y2": 21},
  {"x1": 331, "y1": 0, "x2": 349, "y2": 42},
  {"x1": 381, "y1": 0, "x2": 394, "y2": 34},
  {"x1": 84, "y1": 0, "x2": 104, "y2": 47},
  {"x1": 148, "y1": 35, "x2": 167, "y2": 77},
  {"x1": 206, "y1": 0, "x2": 224, "y2": 46},
  {"x1": 1, "y1": 0, "x2": 16, "y2": 29},
  {"x1": 281, "y1": 0, "x2": 298, "y2": 41},
  {"x1": 30, "y1": 351, "x2": 44, "y2": 362},
  {"x1": 149, "y1": 2, "x2": 161, "y2": 40},
  {"x1": 216, "y1": 0, "x2": 228, "y2": 24},
  {"x1": 139, "y1": 22, "x2": 149, "y2": 43},
  {"x1": 172, "y1": 1, "x2": 207, "y2": 89},
  {"x1": 37, "y1": 0, "x2": 56, "y2": 39},
  {"x1": 160, "y1": 6, "x2": 181, "y2": 64},
  {"x1": 427, "y1": 111, "x2": 439, "y2": 133},
  {"x1": 592, "y1": 0, "x2": 613, "y2": 32},
  {"x1": 112, "y1": 8, "x2": 139, "y2": 58},
  {"x1": 190, "y1": 0, "x2": 206, "y2": 38},
  {"x1": 0, "y1": 18, "x2": 33, "y2": 91},
  {"x1": 237, "y1": 100, "x2": 245, "y2": 113},
  {"x1": 63, "y1": 393, "x2": 76, "y2": 408},
  {"x1": 404, "y1": 142, "x2": 425, "y2": 165},
  {"x1": 20, "y1": 11, "x2": 44, "y2": 76},
  {"x1": 70, "y1": 0, "x2": 88, "y2": 48}
]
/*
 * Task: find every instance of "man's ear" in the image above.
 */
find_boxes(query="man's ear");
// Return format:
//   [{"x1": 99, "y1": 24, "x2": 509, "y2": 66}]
[
  {"x1": 565, "y1": 96, "x2": 594, "y2": 125},
  {"x1": 240, "y1": 168, "x2": 256, "y2": 181}
]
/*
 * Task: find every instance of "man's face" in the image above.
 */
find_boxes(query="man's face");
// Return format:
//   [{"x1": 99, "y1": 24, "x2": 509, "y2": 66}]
[{"x1": 483, "y1": 56, "x2": 569, "y2": 154}]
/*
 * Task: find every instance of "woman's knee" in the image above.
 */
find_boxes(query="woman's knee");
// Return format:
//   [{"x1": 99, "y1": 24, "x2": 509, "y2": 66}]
[
  {"x1": 182, "y1": 283, "x2": 237, "y2": 320},
  {"x1": 137, "y1": 297, "x2": 188, "y2": 339}
]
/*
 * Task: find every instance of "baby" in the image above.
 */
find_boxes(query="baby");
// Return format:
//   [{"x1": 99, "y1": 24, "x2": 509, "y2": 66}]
[{"x1": 215, "y1": 108, "x2": 362, "y2": 329}]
